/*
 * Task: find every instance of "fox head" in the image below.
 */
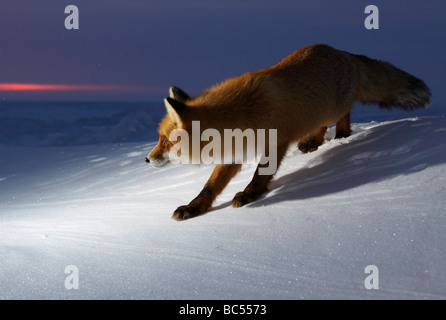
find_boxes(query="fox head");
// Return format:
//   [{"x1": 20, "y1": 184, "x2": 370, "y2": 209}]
[{"x1": 145, "y1": 87, "x2": 191, "y2": 167}]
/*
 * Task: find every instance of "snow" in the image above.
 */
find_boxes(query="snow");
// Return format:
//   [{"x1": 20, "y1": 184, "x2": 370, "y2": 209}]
[{"x1": 0, "y1": 101, "x2": 445, "y2": 299}]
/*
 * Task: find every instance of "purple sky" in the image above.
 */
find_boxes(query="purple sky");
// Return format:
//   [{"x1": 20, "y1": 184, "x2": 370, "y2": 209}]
[{"x1": 0, "y1": 0, "x2": 445, "y2": 102}]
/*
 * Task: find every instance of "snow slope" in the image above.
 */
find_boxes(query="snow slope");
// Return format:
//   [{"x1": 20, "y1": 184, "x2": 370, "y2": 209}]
[{"x1": 0, "y1": 102, "x2": 445, "y2": 299}]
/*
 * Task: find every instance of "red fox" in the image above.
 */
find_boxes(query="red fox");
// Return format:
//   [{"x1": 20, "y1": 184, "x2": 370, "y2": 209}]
[{"x1": 146, "y1": 44, "x2": 430, "y2": 220}]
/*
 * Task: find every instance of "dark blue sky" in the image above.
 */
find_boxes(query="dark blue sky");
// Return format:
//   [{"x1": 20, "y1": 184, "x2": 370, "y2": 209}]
[{"x1": 0, "y1": 0, "x2": 445, "y2": 103}]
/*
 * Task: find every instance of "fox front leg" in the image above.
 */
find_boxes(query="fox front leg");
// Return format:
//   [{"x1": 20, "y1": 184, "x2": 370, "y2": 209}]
[
  {"x1": 172, "y1": 188, "x2": 213, "y2": 220},
  {"x1": 172, "y1": 164, "x2": 242, "y2": 220},
  {"x1": 231, "y1": 168, "x2": 270, "y2": 208},
  {"x1": 232, "y1": 143, "x2": 288, "y2": 208}
]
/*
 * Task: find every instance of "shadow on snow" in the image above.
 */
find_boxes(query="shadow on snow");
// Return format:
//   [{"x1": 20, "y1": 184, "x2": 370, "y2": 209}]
[{"x1": 218, "y1": 117, "x2": 446, "y2": 210}]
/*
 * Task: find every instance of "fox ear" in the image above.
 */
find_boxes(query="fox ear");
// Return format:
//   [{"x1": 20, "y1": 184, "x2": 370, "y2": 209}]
[
  {"x1": 164, "y1": 97, "x2": 187, "y2": 125},
  {"x1": 169, "y1": 86, "x2": 191, "y2": 102}
]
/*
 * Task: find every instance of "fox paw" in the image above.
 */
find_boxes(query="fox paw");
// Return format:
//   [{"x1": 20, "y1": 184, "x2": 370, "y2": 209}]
[
  {"x1": 335, "y1": 130, "x2": 351, "y2": 139},
  {"x1": 172, "y1": 204, "x2": 205, "y2": 221},
  {"x1": 232, "y1": 191, "x2": 262, "y2": 208},
  {"x1": 298, "y1": 139, "x2": 321, "y2": 153}
]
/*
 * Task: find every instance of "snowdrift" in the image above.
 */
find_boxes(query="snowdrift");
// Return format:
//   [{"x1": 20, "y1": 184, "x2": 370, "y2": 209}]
[{"x1": 0, "y1": 102, "x2": 445, "y2": 299}]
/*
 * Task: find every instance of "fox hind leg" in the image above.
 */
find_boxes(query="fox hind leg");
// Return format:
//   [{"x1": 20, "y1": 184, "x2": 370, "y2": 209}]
[
  {"x1": 335, "y1": 111, "x2": 352, "y2": 139},
  {"x1": 298, "y1": 126, "x2": 327, "y2": 153}
]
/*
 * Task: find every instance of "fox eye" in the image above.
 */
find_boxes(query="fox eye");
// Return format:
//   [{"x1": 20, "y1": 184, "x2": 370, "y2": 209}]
[{"x1": 163, "y1": 138, "x2": 169, "y2": 145}]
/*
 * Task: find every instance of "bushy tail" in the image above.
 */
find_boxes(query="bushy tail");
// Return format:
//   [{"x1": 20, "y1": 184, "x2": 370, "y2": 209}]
[{"x1": 350, "y1": 53, "x2": 431, "y2": 110}]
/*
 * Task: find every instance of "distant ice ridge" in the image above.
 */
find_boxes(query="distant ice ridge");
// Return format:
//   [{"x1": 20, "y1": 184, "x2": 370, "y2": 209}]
[{"x1": 0, "y1": 101, "x2": 165, "y2": 147}]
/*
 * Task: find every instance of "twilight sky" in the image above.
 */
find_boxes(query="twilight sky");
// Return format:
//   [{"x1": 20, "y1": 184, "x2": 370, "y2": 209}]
[{"x1": 0, "y1": 0, "x2": 445, "y2": 102}]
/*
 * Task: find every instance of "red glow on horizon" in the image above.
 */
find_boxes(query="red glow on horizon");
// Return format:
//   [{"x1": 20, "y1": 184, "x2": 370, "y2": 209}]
[
  {"x1": 0, "y1": 83, "x2": 126, "y2": 91},
  {"x1": 0, "y1": 83, "x2": 164, "y2": 93}
]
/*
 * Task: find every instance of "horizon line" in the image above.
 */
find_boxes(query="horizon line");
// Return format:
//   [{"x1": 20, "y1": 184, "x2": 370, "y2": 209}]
[{"x1": 0, "y1": 82, "x2": 166, "y2": 93}]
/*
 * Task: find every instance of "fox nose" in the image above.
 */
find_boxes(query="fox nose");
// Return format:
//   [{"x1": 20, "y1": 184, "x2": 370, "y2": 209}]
[{"x1": 145, "y1": 157, "x2": 150, "y2": 164}]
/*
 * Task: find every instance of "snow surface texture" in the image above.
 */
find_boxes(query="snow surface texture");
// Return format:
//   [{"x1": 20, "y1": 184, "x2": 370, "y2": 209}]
[{"x1": 0, "y1": 102, "x2": 445, "y2": 299}]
